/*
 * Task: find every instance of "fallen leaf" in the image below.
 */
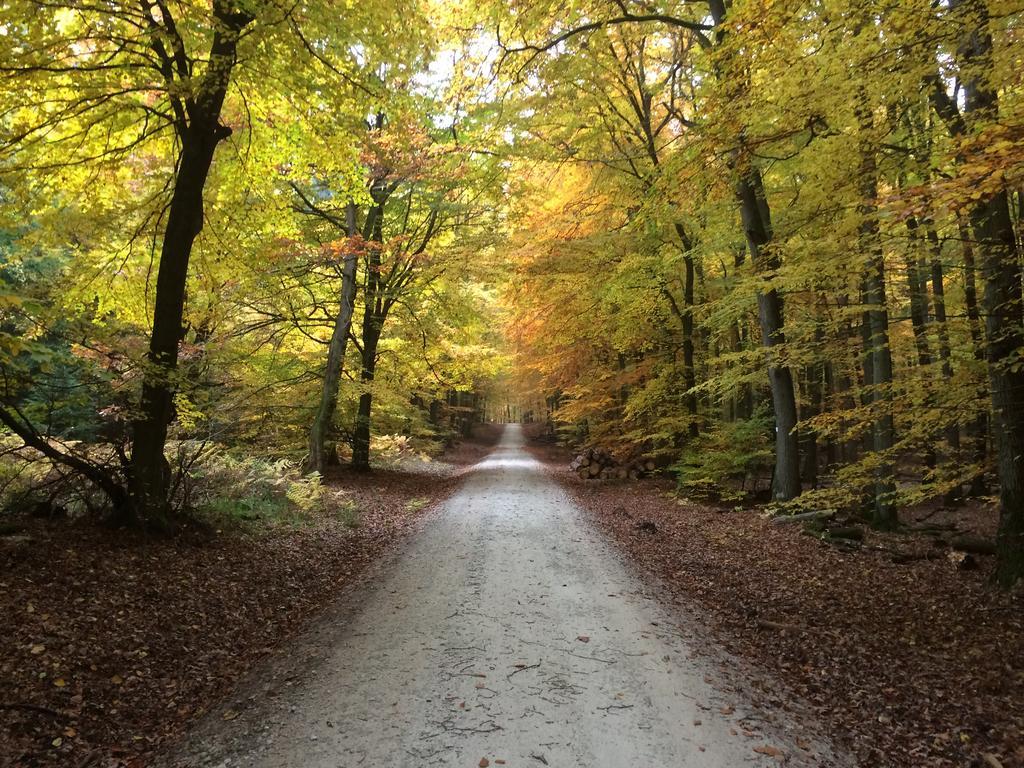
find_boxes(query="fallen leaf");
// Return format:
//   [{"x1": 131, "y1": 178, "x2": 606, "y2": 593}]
[
  {"x1": 30, "y1": 644, "x2": 46, "y2": 655},
  {"x1": 577, "y1": 635, "x2": 590, "y2": 643},
  {"x1": 51, "y1": 737, "x2": 62, "y2": 748},
  {"x1": 53, "y1": 678, "x2": 66, "y2": 688},
  {"x1": 110, "y1": 675, "x2": 124, "y2": 685},
  {"x1": 479, "y1": 758, "x2": 490, "y2": 767},
  {"x1": 222, "y1": 709, "x2": 239, "y2": 721},
  {"x1": 753, "y1": 744, "x2": 784, "y2": 758}
]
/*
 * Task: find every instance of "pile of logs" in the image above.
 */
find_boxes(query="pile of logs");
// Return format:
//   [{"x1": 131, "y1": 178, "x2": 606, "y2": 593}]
[
  {"x1": 569, "y1": 449, "x2": 656, "y2": 480},
  {"x1": 772, "y1": 509, "x2": 998, "y2": 569}
]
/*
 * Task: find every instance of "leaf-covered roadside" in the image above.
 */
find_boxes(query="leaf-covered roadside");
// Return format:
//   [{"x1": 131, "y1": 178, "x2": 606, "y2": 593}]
[
  {"x1": 0, "y1": 437, "x2": 492, "y2": 768},
  {"x1": 533, "y1": 447, "x2": 1024, "y2": 767}
]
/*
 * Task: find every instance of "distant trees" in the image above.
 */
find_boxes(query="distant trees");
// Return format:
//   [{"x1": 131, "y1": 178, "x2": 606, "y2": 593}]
[{"x1": 497, "y1": 0, "x2": 1024, "y2": 583}]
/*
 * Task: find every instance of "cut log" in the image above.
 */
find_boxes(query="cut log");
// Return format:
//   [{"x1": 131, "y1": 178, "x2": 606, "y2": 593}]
[
  {"x1": 771, "y1": 510, "x2": 836, "y2": 525},
  {"x1": 644, "y1": 459, "x2": 656, "y2": 472},
  {"x1": 890, "y1": 551, "x2": 944, "y2": 564},
  {"x1": 587, "y1": 463, "x2": 602, "y2": 478},
  {"x1": 628, "y1": 469, "x2": 639, "y2": 480},
  {"x1": 949, "y1": 550, "x2": 979, "y2": 570},
  {"x1": 826, "y1": 526, "x2": 865, "y2": 542},
  {"x1": 950, "y1": 536, "x2": 996, "y2": 555}
]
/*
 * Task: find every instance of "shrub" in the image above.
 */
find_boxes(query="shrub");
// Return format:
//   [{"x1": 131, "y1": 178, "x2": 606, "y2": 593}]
[{"x1": 673, "y1": 407, "x2": 774, "y2": 501}]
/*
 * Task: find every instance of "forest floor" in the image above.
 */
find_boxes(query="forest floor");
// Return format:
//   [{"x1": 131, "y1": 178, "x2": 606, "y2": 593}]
[
  {"x1": 0, "y1": 429, "x2": 500, "y2": 768},
  {"x1": 527, "y1": 440, "x2": 1024, "y2": 768}
]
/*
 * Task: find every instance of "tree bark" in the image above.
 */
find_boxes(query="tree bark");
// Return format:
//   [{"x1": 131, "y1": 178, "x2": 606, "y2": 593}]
[
  {"x1": 904, "y1": 220, "x2": 934, "y2": 370},
  {"x1": 960, "y1": 219, "x2": 989, "y2": 493},
  {"x1": 856, "y1": 88, "x2": 897, "y2": 527},
  {"x1": 682, "y1": 249, "x2": 699, "y2": 438},
  {"x1": 128, "y1": 3, "x2": 252, "y2": 525},
  {"x1": 950, "y1": 0, "x2": 1024, "y2": 586},
  {"x1": 350, "y1": 338, "x2": 379, "y2": 472},
  {"x1": 708, "y1": 0, "x2": 800, "y2": 501},
  {"x1": 672, "y1": 222, "x2": 699, "y2": 437},
  {"x1": 306, "y1": 203, "x2": 359, "y2": 475},
  {"x1": 926, "y1": 224, "x2": 963, "y2": 504},
  {"x1": 801, "y1": 346, "x2": 824, "y2": 489},
  {"x1": 350, "y1": 187, "x2": 388, "y2": 471},
  {"x1": 738, "y1": 169, "x2": 801, "y2": 501}
]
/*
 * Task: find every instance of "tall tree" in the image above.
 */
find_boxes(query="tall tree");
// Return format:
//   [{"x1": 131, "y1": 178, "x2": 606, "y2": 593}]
[
  {"x1": 939, "y1": 0, "x2": 1024, "y2": 585},
  {"x1": 129, "y1": 0, "x2": 256, "y2": 524}
]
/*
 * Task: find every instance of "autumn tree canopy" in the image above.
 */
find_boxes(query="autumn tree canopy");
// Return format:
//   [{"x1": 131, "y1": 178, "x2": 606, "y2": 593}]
[{"x1": 1, "y1": 0, "x2": 1023, "y2": 583}]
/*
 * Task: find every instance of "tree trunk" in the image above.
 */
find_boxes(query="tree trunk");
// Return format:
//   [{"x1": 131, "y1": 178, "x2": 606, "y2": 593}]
[
  {"x1": 904, "y1": 221, "x2": 934, "y2": 371},
  {"x1": 903, "y1": 218, "x2": 938, "y2": 471},
  {"x1": 128, "y1": 7, "x2": 251, "y2": 524},
  {"x1": 833, "y1": 294, "x2": 859, "y2": 465},
  {"x1": 682, "y1": 250, "x2": 699, "y2": 438},
  {"x1": 926, "y1": 223, "x2": 962, "y2": 504},
  {"x1": 351, "y1": 320, "x2": 382, "y2": 471},
  {"x1": 707, "y1": 0, "x2": 799, "y2": 501},
  {"x1": 672, "y1": 222, "x2": 699, "y2": 437},
  {"x1": 350, "y1": 188, "x2": 389, "y2": 472},
  {"x1": 960, "y1": 219, "x2": 989, "y2": 494},
  {"x1": 951, "y1": 0, "x2": 1024, "y2": 586},
  {"x1": 738, "y1": 169, "x2": 801, "y2": 501},
  {"x1": 977, "y1": 192, "x2": 1024, "y2": 586},
  {"x1": 306, "y1": 203, "x2": 359, "y2": 475},
  {"x1": 801, "y1": 354, "x2": 824, "y2": 489},
  {"x1": 856, "y1": 90, "x2": 897, "y2": 527}
]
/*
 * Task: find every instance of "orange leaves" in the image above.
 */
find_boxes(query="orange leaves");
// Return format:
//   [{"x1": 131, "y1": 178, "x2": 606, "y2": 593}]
[{"x1": 885, "y1": 123, "x2": 1024, "y2": 221}]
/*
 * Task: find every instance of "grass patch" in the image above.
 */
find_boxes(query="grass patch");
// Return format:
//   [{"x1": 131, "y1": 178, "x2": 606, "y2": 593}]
[
  {"x1": 405, "y1": 496, "x2": 430, "y2": 513},
  {"x1": 198, "y1": 493, "x2": 300, "y2": 529},
  {"x1": 333, "y1": 497, "x2": 361, "y2": 529}
]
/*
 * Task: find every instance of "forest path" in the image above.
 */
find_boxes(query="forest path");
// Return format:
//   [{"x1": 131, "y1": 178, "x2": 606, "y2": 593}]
[{"x1": 164, "y1": 425, "x2": 839, "y2": 767}]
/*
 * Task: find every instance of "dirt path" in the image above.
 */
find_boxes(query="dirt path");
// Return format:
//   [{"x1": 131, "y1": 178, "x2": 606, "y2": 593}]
[{"x1": 162, "y1": 426, "x2": 846, "y2": 767}]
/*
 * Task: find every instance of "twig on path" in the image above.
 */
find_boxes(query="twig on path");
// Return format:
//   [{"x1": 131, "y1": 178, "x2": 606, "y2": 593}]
[
  {"x1": 507, "y1": 661, "x2": 542, "y2": 681},
  {"x1": 422, "y1": 720, "x2": 503, "y2": 739},
  {"x1": 567, "y1": 651, "x2": 616, "y2": 664},
  {"x1": 597, "y1": 703, "x2": 634, "y2": 713}
]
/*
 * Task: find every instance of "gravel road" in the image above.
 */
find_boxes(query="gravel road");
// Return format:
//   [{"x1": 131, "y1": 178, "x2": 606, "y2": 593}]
[{"x1": 163, "y1": 425, "x2": 846, "y2": 767}]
